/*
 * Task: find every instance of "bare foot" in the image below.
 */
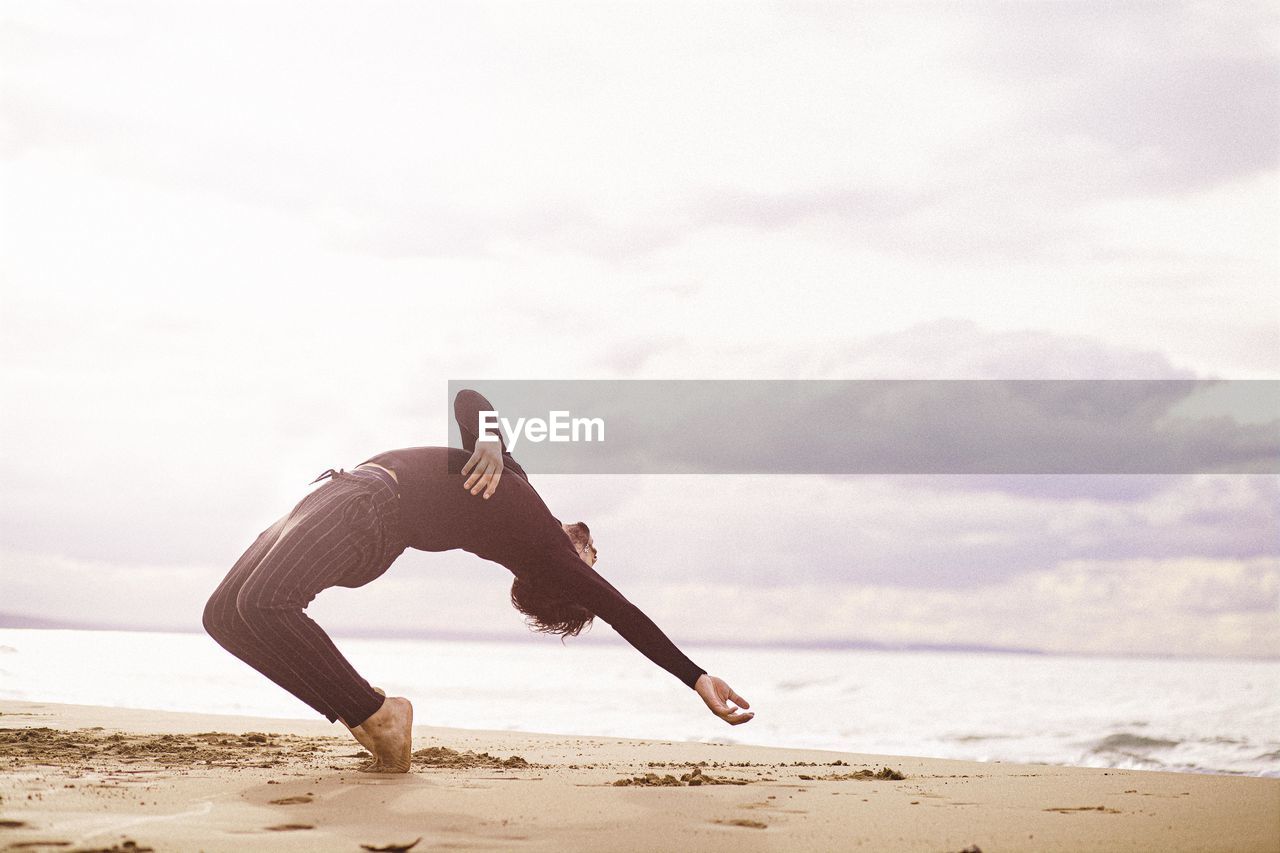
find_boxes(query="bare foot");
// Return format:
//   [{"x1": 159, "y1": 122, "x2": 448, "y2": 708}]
[
  {"x1": 351, "y1": 696, "x2": 413, "y2": 773},
  {"x1": 343, "y1": 687, "x2": 387, "y2": 757},
  {"x1": 345, "y1": 723, "x2": 377, "y2": 757}
]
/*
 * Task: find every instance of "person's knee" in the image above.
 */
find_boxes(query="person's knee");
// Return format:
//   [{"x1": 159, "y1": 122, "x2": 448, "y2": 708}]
[
  {"x1": 234, "y1": 580, "x2": 295, "y2": 626},
  {"x1": 202, "y1": 588, "x2": 235, "y2": 641}
]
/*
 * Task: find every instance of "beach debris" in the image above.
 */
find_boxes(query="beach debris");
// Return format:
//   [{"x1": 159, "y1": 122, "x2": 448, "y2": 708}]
[
  {"x1": 268, "y1": 795, "x2": 314, "y2": 805},
  {"x1": 411, "y1": 746, "x2": 530, "y2": 769},
  {"x1": 953, "y1": 846, "x2": 983, "y2": 853},
  {"x1": 683, "y1": 767, "x2": 749, "y2": 786},
  {"x1": 1043, "y1": 805, "x2": 1122, "y2": 814},
  {"x1": 796, "y1": 767, "x2": 905, "y2": 781},
  {"x1": 0, "y1": 819, "x2": 29, "y2": 827},
  {"x1": 615, "y1": 772, "x2": 682, "y2": 787},
  {"x1": 360, "y1": 838, "x2": 422, "y2": 852},
  {"x1": 613, "y1": 766, "x2": 751, "y2": 787},
  {"x1": 265, "y1": 823, "x2": 314, "y2": 831},
  {"x1": 69, "y1": 840, "x2": 154, "y2": 853},
  {"x1": 713, "y1": 818, "x2": 768, "y2": 829}
]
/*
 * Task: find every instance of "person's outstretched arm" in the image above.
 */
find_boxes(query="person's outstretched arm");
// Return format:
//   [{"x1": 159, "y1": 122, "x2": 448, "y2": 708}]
[
  {"x1": 531, "y1": 547, "x2": 754, "y2": 726},
  {"x1": 454, "y1": 388, "x2": 530, "y2": 497}
]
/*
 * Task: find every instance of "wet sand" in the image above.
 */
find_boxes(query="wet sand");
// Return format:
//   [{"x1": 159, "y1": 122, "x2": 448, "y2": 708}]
[{"x1": 0, "y1": 700, "x2": 1276, "y2": 852}]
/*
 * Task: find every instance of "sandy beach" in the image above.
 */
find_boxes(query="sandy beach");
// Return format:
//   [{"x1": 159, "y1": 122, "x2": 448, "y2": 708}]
[{"x1": 0, "y1": 701, "x2": 1275, "y2": 852}]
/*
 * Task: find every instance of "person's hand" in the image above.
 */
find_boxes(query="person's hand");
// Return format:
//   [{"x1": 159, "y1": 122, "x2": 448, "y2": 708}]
[
  {"x1": 461, "y1": 439, "x2": 504, "y2": 499},
  {"x1": 694, "y1": 674, "x2": 753, "y2": 725}
]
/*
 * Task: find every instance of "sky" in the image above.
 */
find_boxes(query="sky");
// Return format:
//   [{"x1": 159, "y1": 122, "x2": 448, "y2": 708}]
[{"x1": 1, "y1": 1, "x2": 1277, "y2": 659}]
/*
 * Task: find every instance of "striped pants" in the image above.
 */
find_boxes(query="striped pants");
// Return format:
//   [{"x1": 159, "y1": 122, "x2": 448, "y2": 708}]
[{"x1": 202, "y1": 468, "x2": 406, "y2": 727}]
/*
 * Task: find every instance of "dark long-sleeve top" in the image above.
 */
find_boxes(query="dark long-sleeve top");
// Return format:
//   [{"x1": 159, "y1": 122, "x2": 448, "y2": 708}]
[{"x1": 360, "y1": 390, "x2": 706, "y2": 690}]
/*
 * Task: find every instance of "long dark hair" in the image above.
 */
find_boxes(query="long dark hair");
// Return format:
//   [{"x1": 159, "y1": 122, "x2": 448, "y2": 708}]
[
  {"x1": 509, "y1": 521, "x2": 595, "y2": 638},
  {"x1": 510, "y1": 575, "x2": 595, "y2": 638}
]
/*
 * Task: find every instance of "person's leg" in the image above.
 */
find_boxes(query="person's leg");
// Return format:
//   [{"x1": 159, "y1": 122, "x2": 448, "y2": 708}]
[
  {"x1": 232, "y1": 476, "x2": 413, "y2": 772},
  {"x1": 202, "y1": 478, "x2": 385, "y2": 727},
  {"x1": 230, "y1": 481, "x2": 388, "y2": 728},
  {"x1": 203, "y1": 512, "x2": 346, "y2": 722}
]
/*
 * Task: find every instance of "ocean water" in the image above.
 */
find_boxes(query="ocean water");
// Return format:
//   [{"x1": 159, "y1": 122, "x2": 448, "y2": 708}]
[{"x1": 0, "y1": 628, "x2": 1276, "y2": 777}]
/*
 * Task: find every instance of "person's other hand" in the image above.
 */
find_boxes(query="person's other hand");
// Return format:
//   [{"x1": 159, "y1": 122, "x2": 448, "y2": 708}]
[
  {"x1": 461, "y1": 440, "x2": 504, "y2": 499},
  {"x1": 694, "y1": 674, "x2": 754, "y2": 725}
]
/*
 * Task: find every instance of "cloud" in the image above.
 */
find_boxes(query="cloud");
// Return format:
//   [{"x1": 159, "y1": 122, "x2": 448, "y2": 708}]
[
  {"x1": 539, "y1": 472, "x2": 1279, "y2": 589},
  {"x1": 4, "y1": 548, "x2": 1276, "y2": 659},
  {"x1": 965, "y1": 2, "x2": 1279, "y2": 191},
  {"x1": 598, "y1": 335, "x2": 687, "y2": 376},
  {"x1": 1, "y1": 2, "x2": 1275, "y2": 661},
  {"x1": 9, "y1": 2, "x2": 1273, "y2": 268},
  {"x1": 827, "y1": 318, "x2": 1195, "y2": 379},
  {"x1": 630, "y1": 555, "x2": 1280, "y2": 658}
]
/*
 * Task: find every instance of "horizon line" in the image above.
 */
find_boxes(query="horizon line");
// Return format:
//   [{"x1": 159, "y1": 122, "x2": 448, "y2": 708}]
[{"x1": 0, "y1": 616, "x2": 1275, "y2": 664}]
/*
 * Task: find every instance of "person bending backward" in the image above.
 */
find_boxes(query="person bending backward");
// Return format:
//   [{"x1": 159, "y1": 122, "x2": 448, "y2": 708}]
[{"x1": 203, "y1": 389, "x2": 753, "y2": 772}]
